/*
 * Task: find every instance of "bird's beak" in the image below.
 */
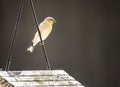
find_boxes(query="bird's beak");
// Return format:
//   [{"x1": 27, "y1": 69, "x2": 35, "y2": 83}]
[{"x1": 53, "y1": 19, "x2": 56, "y2": 23}]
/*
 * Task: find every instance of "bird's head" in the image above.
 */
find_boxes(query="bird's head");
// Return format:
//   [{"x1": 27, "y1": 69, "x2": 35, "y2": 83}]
[{"x1": 44, "y1": 17, "x2": 56, "y2": 26}]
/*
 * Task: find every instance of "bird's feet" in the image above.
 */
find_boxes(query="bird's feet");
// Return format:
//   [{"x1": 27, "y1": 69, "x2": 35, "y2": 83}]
[{"x1": 40, "y1": 41, "x2": 44, "y2": 45}]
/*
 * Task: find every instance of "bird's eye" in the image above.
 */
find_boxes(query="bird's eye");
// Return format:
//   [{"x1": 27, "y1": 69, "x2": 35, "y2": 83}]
[{"x1": 50, "y1": 19, "x2": 53, "y2": 21}]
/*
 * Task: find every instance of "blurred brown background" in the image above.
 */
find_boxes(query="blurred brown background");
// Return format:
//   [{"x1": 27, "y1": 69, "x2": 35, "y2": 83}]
[{"x1": 0, "y1": 0, "x2": 120, "y2": 87}]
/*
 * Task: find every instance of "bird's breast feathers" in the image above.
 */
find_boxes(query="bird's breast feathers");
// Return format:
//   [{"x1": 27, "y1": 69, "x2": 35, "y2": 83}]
[{"x1": 38, "y1": 22, "x2": 52, "y2": 40}]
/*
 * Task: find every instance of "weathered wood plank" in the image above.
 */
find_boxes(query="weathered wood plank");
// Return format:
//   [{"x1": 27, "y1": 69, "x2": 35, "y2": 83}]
[
  {"x1": 10, "y1": 81, "x2": 81, "y2": 86},
  {"x1": 2, "y1": 75, "x2": 75, "y2": 82},
  {"x1": 19, "y1": 70, "x2": 68, "y2": 76},
  {"x1": 0, "y1": 70, "x2": 85, "y2": 87},
  {"x1": 0, "y1": 70, "x2": 68, "y2": 77}
]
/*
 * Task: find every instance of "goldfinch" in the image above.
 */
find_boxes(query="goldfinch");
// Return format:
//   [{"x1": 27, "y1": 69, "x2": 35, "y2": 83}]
[{"x1": 27, "y1": 17, "x2": 56, "y2": 52}]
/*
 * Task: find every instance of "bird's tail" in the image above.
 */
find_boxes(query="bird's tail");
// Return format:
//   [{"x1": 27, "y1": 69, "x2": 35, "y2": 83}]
[{"x1": 27, "y1": 42, "x2": 35, "y2": 52}]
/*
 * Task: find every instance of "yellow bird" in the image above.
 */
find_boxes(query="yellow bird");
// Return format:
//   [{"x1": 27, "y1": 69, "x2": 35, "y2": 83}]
[{"x1": 27, "y1": 17, "x2": 56, "y2": 52}]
